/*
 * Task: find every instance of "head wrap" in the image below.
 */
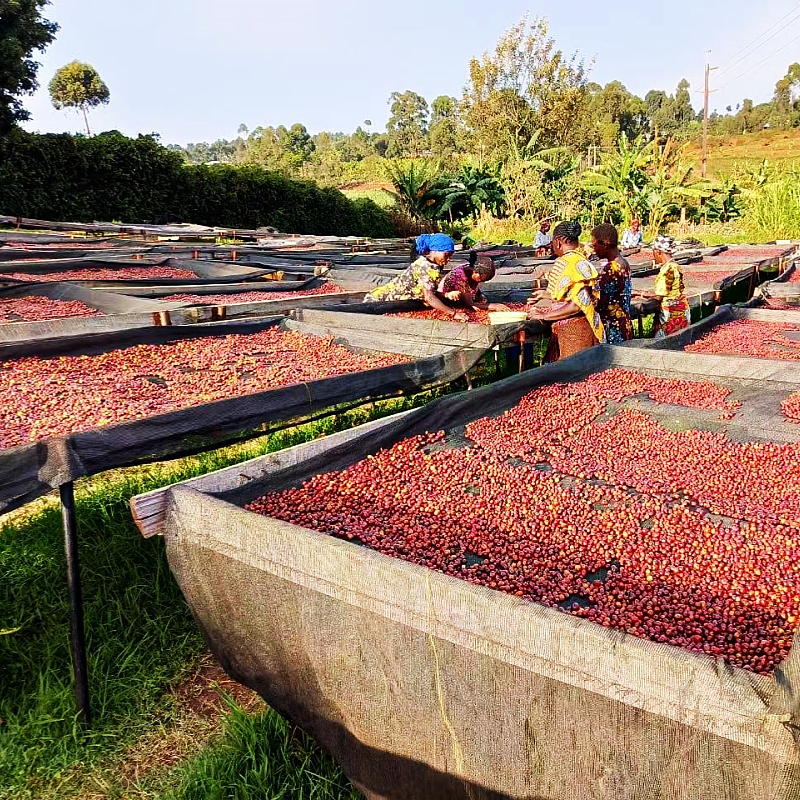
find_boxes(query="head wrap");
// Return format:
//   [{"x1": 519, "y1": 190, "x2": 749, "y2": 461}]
[
  {"x1": 552, "y1": 221, "x2": 582, "y2": 244},
  {"x1": 652, "y1": 235, "x2": 676, "y2": 254},
  {"x1": 416, "y1": 233, "x2": 455, "y2": 254}
]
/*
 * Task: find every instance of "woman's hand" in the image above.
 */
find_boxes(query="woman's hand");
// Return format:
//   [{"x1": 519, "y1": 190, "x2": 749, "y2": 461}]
[
  {"x1": 445, "y1": 290, "x2": 462, "y2": 301},
  {"x1": 529, "y1": 300, "x2": 582, "y2": 322},
  {"x1": 487, "y1": 303, "x2": 509, "y2": 312},
  {"x1": 526, "y1": 290, "x2": 547, "y2": 305},
  {"x1": 451, "y1": 310, "x2": 469, "y2": 323}
]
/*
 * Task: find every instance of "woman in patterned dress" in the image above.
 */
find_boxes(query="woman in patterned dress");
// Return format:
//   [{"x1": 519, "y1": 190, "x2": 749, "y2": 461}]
[
  {"x1": 527, "y1": 221, "x2": 605, "y2": 360},
  {"x1": 364, "y1": 233, "x2": 468, "y2": 322},
  {"x1": 591, "y1": 223, "x2": 633, "y2": 344},
  {"x1": 651, "y1": 235, "x2": 691, "y2": 337}
]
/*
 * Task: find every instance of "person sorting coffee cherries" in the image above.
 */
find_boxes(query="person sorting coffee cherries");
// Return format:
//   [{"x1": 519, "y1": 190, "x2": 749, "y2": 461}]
[{"x1": 364, "y1": 233, "x2": 469, "y2": 322}]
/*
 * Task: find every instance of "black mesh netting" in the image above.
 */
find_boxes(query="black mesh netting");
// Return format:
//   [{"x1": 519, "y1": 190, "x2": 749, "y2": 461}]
[{"x1": 0, "y1": 318, "x2": 483, "y2": 513}]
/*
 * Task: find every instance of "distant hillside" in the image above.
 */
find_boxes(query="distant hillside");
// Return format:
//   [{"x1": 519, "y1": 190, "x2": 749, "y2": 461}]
[{"x1": 686, "y1": 129, "x2": 800, "y2": 177}]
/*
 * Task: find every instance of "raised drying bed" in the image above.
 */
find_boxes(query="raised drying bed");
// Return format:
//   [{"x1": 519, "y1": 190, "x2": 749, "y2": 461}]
[
  {"x1": 132, "y1": 344, "x2": 800, "y2": 800},
  {"x1": 0, "y1": 318, "x2": 482, "y2": 512},
  {"x1": 628, "y1": 305, "x2": 800, "y2": 362},
  {"x1": 288, "y1": 301, "x2": 547, "y2": 358},
  {"x1": 0, "y1": 256, "x2": 284, "y2": 286}
]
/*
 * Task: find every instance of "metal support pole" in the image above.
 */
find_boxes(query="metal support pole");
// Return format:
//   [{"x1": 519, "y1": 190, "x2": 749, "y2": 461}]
[{"x1": 61, "y1": 482, "x2": 91, "y2": 725}]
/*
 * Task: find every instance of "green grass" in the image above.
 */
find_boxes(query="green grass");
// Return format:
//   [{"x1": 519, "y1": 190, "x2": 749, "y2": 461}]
[
  {"x1": 0, "y1": 398, "x2": 422, "y2": 797},
  {"x1": 468, "y1": 215, "x2": 541, "y2": 246},
  {"x1": 340, "y1": 187, "x2": 396, "y2": 210},
  {"x1": 0, "y1": 351, "x2": 522, "y2": 799},
  {"x1": 631, "y1": 314, "x2": 655, "y2": 338},
  {"x1": 685, "y1": 129, "x2": 800, "y2": 177},
  {"x1": 0, "y1": 502, "x2": 202, "y2": 799},
  {"x1": 158, "y1": 701, "x2": 361, "y2": 800}
]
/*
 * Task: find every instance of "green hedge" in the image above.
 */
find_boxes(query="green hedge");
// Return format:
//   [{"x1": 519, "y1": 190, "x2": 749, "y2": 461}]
[{"x1": 0, "y1": 129, "x2": 395, "y2": 237}]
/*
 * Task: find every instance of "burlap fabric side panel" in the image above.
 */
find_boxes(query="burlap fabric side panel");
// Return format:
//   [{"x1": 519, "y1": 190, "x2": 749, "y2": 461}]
[{"x1": 161, "y1": 487, "x2": 800, "y2": 800}]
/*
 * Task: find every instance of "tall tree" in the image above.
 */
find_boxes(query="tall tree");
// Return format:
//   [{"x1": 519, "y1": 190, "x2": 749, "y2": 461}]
[
  {"x1": 0, "y1": 0, "x2": 58, "y2": 134},
  {"x1": 462, "y1": 15, "x2": 589, "y2": 162},
  {"x1": 644, "y1": 89, "x2": 668, "y2": 129},
  {"x1": 428, "y1": 95, "x2": 460, "y2": 161},
  {"x1": 277, "y1": 123, "x2": 315, "y2": 162},
  {"x1": 386, "y1": 90, "x2": 429, "y2": 157},
  {"x1": 774, "y1": 63, "x2": 800, "y2": 121},
  {"x1": 673, "y1": 79, "x2": 694, "y2": 127},
  {"x1": 648, "y1": 80, "x2": 694, "y2": 137},
  {"x1": 586, "y1": 81, "x2": 648, "y2": 149},
  {"x1": 240, "y1": 123, "x2": 315, "y2": 174},
  {"x1": 48, "y1": 61, "x2": 110, "y2": 134}
]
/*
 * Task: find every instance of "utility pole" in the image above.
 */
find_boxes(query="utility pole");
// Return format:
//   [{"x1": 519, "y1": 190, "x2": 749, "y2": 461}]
[{"x1": 701, "y1": 52, "x2": 718, "y2": 178}]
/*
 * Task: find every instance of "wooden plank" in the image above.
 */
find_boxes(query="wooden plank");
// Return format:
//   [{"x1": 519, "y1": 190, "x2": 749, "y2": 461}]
[{"x1": 131, "y1": 412, "x2": 410, "y2": 537}]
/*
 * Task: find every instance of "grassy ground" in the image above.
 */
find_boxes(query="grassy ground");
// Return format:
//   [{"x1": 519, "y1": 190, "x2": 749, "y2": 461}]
[
  {"x1": 340, "y1": 185, "x2": 396, "y2": 209},
  {"x1": 0, "y1": 388, "x2": 463, "y2": 799},
  {"x1": 468, "y1": 216, "x2": 543, "y2": 246},
  {"x1": 685, "y1": 128, "x2": 800, "y2": 177},
  {"x1": 0, "y1": 349, "x2": 527, "y2": 799}
]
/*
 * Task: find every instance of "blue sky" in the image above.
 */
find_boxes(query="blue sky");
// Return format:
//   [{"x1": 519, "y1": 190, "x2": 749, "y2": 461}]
[{"x1": 21, "y1": 0, "x2": 800, "y2": 145}]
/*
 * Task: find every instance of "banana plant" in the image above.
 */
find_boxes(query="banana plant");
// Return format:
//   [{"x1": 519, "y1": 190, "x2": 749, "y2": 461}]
[
  {"x1": 383, "y1": 160, "x2": 447, "y2": 221},
  {"x1": 438, "y1": 165, "x2": 506, "y2": 220},
  {"x1": 581, "y1": 133, "x2": 652, "y2": 223},
  {"x1": 644, "y1": 137, "x2": 714, "y2": 237},
  {"x1": 500, "y1": 130, "x2": 576, "y2": 219}
]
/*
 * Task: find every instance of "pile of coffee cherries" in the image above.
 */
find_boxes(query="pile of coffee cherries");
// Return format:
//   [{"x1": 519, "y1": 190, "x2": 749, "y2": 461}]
[
  {"x1": 0, "y1": 296, "x2": 102, "y2": 322},
  {"x1": 0, "y1": 328, "x2": 406, "y2": 447},
  {"x1": 4, "y1": 266, "x2": 198, "y2": 282},
  {"x1": 682, "y1": 270, "x2": 742, "y2": 286},
  {"x1": 248, "y1": 369, "x2": 800, "y2": 674},
  {"x1": 162, "y1": 282, "x2": 343, "y2": 306},
  {"x1": 389, "y1": 303, "x2": 528, "y2": 325},
  {"x1": 685, "y1": 319, "x2": 800, "y2": 360}
]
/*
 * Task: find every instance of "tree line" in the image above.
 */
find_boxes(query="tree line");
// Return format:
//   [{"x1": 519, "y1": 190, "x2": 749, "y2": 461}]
[
  {"x1": 4, "y1": 5, "x2": 800, "y2": 240},
  {"x1": 168, "y1": 15, "x2": 800, "y2": 188}
]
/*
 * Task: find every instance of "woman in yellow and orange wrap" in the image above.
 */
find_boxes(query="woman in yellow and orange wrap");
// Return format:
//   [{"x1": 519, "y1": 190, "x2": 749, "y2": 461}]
[{"x1": 527, "y1": 221, "x2": 605, "y2": 360}]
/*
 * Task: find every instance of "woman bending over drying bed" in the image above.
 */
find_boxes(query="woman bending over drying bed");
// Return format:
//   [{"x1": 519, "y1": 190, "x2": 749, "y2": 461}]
[
  {"x1": 438, "y1": 254, "x2": 508, "y2": 313},
  {"x1": 526, "y1": 221, "x2": 606, "y2": 361},
  {"x1": 364, "y1": 233, "x2": 468, "y2": 322}
]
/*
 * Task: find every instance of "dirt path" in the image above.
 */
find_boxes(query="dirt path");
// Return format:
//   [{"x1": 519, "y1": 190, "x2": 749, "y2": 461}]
[{"x1": 54, "y1": 653, "x2": 263, "y2": 800}]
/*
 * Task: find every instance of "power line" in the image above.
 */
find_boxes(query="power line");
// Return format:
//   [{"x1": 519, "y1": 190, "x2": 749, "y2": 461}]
[
  {"x1": 715, "y1": 2, "x2": 800, "y2": 79},
  {"x1": 717, "y1": 29, "x2": 800, "y2": 92}
]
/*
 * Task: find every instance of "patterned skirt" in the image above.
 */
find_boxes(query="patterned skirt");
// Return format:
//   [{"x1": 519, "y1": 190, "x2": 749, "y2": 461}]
[{"x1": 655, "y1": 297, "x2": 691, "y2": 338}]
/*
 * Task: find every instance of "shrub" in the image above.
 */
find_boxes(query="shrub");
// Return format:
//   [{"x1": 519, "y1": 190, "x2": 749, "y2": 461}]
[{"x1": 0, "y1": 128, "x2": 394, "y2": 236}]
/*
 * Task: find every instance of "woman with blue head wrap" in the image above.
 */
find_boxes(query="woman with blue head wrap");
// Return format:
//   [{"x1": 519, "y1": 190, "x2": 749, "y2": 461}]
[
  {"x1": 412, "y1": 233, "x2": 456, "y2": 261},
  {"x1": 365, "y1": 232, "x2": 468, "y2": 321}
]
